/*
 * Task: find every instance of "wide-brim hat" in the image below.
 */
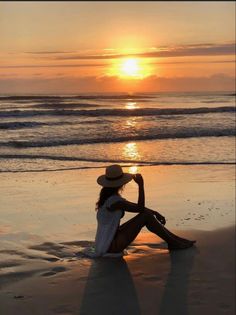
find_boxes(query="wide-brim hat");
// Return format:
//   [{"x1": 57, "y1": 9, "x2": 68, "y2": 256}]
[{"x1": 97, "y1": 164, "x2": 133, "y2": 187}]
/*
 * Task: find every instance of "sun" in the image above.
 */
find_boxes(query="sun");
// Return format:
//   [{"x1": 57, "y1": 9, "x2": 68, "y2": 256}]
[
  {"x1": 108, "y1": 56, "x2": 152, "y2": 79},
  {"x1": 120, "y1": 59, "x2": 140, "y2": 77}
]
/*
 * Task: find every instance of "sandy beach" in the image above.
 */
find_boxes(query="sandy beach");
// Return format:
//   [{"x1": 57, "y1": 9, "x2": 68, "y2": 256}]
[{"x1": 0, "y1": 165, "x2": 235, "y2": 314}]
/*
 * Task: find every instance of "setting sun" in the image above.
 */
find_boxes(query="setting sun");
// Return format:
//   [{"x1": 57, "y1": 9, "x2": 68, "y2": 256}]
[
  {"x1": 120, "y1": 59, "x2": 140, "y2": 77},
  {"x1": 109, "y1": 57, "x2": 151, "y2": 79}
]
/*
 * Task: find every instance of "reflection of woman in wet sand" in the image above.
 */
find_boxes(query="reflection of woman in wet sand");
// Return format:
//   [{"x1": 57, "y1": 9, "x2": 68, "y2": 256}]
[
  {"x1": 159, "y1": 248, "x2": 196, "y2": 315},
  {"x1": 94, "y1": 164, "x2": 196, "y2": 257},
  {"x1": 80, "y1": 258, "x2": 141, "y2": 315}
]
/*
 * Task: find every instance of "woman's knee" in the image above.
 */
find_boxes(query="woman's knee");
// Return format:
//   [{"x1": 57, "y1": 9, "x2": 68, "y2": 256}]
[
  {"x1": 139, "y1": 209, "x2": 153, "y2": 221},
  {"x1": 141, "y1": 209, "x2": 162, "y2": 225}
]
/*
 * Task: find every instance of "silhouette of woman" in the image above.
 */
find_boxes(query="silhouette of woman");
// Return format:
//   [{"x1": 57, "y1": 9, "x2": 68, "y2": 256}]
[{"x1": 94, "y1": 164, "x2": 196, "y2": 257}]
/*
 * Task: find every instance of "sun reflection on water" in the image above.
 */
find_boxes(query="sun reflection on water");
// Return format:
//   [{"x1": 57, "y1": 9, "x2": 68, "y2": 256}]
[
  {"x1": 123, "y1": 142, "x2": 140, "y2": 160},
  {"x1": 129, "y1": 165, "x2": 139, "y2": 174},
  {"x1": 123, "y1": 142, "x2": 141, "y2": 174},
  {"x1": 125, "y1": 117, "x2": 137, "y2": 128},
  {"x1": 125, "y1": 102, "x2": 139, "y2": 110}
]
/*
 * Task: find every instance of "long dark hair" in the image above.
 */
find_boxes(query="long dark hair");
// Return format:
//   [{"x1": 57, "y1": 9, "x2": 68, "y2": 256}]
[{"x1": 96, "y1": 185, "x2": 124, "y2": 210}]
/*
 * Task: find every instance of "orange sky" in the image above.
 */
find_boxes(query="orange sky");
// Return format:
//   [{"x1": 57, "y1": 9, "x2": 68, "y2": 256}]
[{"x1": 0, "y1": 1, "x2": 235, "y2": 93}]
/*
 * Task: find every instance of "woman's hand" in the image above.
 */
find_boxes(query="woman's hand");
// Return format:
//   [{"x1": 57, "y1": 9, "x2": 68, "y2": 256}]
[
  {"x1": 157, "y1": 214, "x2": 166, "y2": 225},
  {"x1": 145, "y1": 209, "x2": 166, "y2": 225},
  {"x1": 133, "y1": 173, "x2": 144, "y2": 186},
  {"x1": 151, "y1": 210, "x2": 166, "y2": 225}
]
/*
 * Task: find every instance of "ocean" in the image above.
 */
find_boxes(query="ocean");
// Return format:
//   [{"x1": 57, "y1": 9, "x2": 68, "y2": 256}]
[{"x1": 0, "y1": 91, "x2": 235, "y2": 172}]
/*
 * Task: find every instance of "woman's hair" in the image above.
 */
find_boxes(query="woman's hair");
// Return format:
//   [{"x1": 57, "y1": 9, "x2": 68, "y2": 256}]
[{"x1": 96, "y1": 185, "x2": 124, "y2": 210}]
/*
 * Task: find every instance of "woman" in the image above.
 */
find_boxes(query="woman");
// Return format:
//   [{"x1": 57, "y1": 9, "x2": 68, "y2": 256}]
[{"x1": 94, "y1": 164, "x2": 195, "y2": 257}]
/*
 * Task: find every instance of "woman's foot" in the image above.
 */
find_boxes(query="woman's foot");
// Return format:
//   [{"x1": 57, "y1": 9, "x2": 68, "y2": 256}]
[
  {"x1": 168, "y1": 240, "x2": 195, "y2": 250},
  {"x1": 176, "y1": 236, "x2": 196, "y2": 244},
  {"x1": 182, "y1": 239, "x2": 196, "y2": 245}
]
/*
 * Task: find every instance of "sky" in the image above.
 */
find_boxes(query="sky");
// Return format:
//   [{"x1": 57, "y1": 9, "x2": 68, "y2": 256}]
[{"x1": 0, "y1": 1, "x2": 235, "y2": 94}]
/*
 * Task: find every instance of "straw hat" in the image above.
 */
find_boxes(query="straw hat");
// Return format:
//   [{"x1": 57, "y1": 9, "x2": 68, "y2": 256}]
[{"x1": 97, "y1": 164, "x2": 133, "y2": 187}]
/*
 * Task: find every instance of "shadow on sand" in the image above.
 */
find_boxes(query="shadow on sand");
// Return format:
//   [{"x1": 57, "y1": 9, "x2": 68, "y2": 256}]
[
  {"x1": 159, "y1": 247, "x2": 197, "y2": 315},
  {"x1": 79, "y1": 257, "x2": 141, "y2": 315},
  {"x1": 80, "y1": 246, "x2": 196, "y2": 315}
]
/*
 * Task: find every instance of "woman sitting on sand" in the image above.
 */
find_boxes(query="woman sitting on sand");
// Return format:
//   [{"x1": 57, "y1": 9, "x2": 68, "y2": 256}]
[{"x1": 94, "y1": 164, "x2": 195, "y2": 257}]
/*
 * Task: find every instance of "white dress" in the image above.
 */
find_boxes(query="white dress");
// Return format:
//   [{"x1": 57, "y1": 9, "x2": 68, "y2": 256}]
[{"x1": 94, "y1": 194, "x2": 125, "y2": 257}]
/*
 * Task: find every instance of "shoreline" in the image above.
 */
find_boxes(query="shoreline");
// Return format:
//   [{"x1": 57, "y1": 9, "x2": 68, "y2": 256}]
[{"x1": 0, "y1": 160, "x2": 235, "y2": 174}]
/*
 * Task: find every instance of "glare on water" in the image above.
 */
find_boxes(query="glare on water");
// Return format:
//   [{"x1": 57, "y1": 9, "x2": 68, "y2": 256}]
[{"x1": 123, "y1": 142, "x2": 140, "y2": 160}]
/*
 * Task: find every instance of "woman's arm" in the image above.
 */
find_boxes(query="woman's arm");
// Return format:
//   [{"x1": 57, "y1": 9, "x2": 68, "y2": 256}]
[
  {"x1": 133, "y1": 173, "x2": 145, "y2": 209},
  {"x1": 133, "y1": 173, "x2": 166, "y2": 224},
  {"x1": 108, "y1": 173, "x2": 166, "y2": 224},
  {"x1": 108, "y1": 200, "x2": 166, "y2": 224},
  {"x1": 107, "y1": 173, "x2": 145, "y2": 213},
  {"x1": 107, "y1": 199, "x2": 143, "y2": 213}
]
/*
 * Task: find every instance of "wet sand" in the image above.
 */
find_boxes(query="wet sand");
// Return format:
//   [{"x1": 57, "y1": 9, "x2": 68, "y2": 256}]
[
  {"x1": 0, "y1": 165, "x2": 235, "y2": 314},
  {"x1": 0, "y1": 227, "x2": 235, "y2": 315}
]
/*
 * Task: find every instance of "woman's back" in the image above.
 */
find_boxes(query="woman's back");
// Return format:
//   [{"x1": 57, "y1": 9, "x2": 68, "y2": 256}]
[{"x1": 95, "y1": 194, "x2": 125, "y2": 256}]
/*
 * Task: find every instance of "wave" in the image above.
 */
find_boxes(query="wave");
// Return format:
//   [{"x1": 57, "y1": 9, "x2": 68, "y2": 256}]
[
  {"x1": 224, "y1": 93, "x2": 236, "y2": 96},
  {"x1": 0, "y1": 119, "x2": 110, "y2": 130},
  {"x1": 0, "y1": 94, "x2": 153, "y2": 101},
  {"x1": 0, "y1": 121, "x2": 46, "y2": 129},
  {"x1": 33, "y1": 102, "x2": 99, "y2": 108},
  {"x1": 1, "y1": 129, "x2": 235, "y2": 148},
  {"x1": 201, "y1": 100, "x2": 230, "y2": 104},
  {"x1": 0, "y1": 154, "x2": 149, "y2": 163},
  {"x1": 1, "y1": 92, "x2": 235, "y2": 101},
  {"x1": 0, "y1": 161, "x2": 235, "y2": 173},
  {"x1": 0, "y1": 106, "x2": 234, "y2": 118},
  {"x1": 1, "y1": 153, "x2": 235, "y2": 164}
]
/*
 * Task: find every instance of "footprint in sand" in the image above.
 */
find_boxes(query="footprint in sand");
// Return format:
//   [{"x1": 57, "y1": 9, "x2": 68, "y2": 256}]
[
  {"x1": 40, "y1": 266, "x2": 67, "y2": 277},
  {"x1": 143, "y1": 275, "x2": 162, "y2": 282},
  {"x1": 43, "y1": 257, "x2": 60, "y2": 262},
  {"x1": 14, "y1": 295, "x2": 25, "y2": 299}
]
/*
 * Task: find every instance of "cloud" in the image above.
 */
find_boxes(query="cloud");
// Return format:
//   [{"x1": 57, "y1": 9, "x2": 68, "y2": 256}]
[
  {"x1": 137, "y1": 73, "x2": 235, "y2": 92},
  {"x1": 52, "y1": 42, "x2": 235, "y2": 60},
  {"x1": 146, "y1": 42, "x2": 236, "y2": 57},
  {"x1": 0, "y1": 63, "x2": 107, "y2": 69},
  {"x1": 0, "y1": 74, "x2": 234, "y2": 94},
  {"x1": 0, "y1": 59, "x2": 234, "y2": 70},
  {"x1": 24, "y1": 51, "x2": 76, "y2": 54}
]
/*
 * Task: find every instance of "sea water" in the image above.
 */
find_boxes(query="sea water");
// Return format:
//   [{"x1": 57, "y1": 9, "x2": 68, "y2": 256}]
[{"x1": 0, "y1": 91, "x2": 235, "y2": 172}]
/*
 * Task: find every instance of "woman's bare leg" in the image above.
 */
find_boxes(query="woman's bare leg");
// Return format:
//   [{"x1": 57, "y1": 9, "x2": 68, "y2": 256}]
[
  {"x1": 156, "y1": 224, "x2": 195, "y2": 244},
  {"x1": 146, "y1": 208, "x2": 195, "y2": 244},
  {"x1": 122, "y1": 211, "x2": 194, "y2": 244},
  {"x1": 108, "y1": 210, "x2": 193, "y2": 253}
]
